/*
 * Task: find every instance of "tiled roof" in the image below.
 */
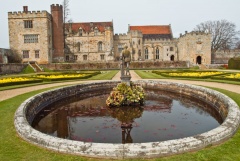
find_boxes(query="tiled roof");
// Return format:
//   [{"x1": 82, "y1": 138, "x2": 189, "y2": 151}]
[
  {"x1": 65, "y1": 22, "x2": 113, "y2": 32},
  {"x1": 130, "y1": 25, "x2": 172, "y2": 35}
]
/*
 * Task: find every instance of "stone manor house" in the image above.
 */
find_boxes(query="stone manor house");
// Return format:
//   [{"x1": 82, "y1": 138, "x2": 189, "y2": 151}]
[{"x1": 8, "y1": 4, "x2": 211, "y2": 65}]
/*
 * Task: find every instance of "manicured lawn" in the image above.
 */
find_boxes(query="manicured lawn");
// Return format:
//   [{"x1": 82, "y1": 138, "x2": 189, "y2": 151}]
[
  {"x1": 1, "y1": 85, "x2": 240, "y2": 160},
  {"x1": 88, "y1": 70, "x2": 118, "y2": 80},
  {"x1": 1, "y1": 69, "x2": 240, "y2": 160},
  {"x1": 135, "y1": 70, "x2": 165, "y2": 79}
]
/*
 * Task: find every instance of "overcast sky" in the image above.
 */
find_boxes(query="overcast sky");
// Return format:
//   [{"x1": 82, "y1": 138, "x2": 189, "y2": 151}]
[{"x1": 1, "y1": 0, "x2": 240, "y2": 48}]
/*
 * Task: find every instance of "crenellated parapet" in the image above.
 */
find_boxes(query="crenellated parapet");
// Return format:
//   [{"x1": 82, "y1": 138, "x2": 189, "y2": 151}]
[
  {"x1": 179, "y1": 31, "x2": 210, "y2": 38},
  {"x1": 51, "y1": 4, "x2": 63, "y2": 11},
  {"x1": 114, "y1": 33, "x2": 130, "y2": 40},
  {"x1": 8, "y1": 10, "x2": 51, "y2": 19}
]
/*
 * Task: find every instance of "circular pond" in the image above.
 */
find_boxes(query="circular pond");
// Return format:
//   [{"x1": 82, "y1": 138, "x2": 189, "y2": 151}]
[
  {"x1": 14, "y1": 80, "x2": 240, "y2": 159},
  {"x1": 32, "y1": 89, "x2": 222, "y2": 144}
]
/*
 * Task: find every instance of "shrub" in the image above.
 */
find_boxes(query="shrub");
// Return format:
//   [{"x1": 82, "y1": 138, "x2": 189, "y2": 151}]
[
  {"x1": 106, "y1": 82, "x2": 145, "y2": 107},
  {"x1": 21, "y1": 65, "x2": 35, "y2": 74},
  {"x1": 228, "y1": 57, "x2": 240, "y2": 69}
]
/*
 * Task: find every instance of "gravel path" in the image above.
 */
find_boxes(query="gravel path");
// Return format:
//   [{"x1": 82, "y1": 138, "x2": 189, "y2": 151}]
[
  {"x1": 0, "y1": 80, "x2": 102, "y2": 102},
  {"x1": 0, "y1": 70, "x2": 239, "y2": 102}
]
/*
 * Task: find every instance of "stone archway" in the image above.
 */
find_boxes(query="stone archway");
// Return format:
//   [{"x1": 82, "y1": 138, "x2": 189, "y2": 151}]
[
  {"x1": 170, "y1": 55, "x2": 174, "y2": 61},
  {"x1": 196, "y1": 56, "x2": 202, "y2": 64}
]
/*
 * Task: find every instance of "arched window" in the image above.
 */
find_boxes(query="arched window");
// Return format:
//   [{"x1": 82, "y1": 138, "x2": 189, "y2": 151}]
[
  {"x1": 138, "y1": 50, "x2": 141, "y2": 56},
  {"x1": 170, "y1": 55, "x2": 174, "y2": 61},
  {"x1": 98, "y1": 42, "x2": 103, "y2": 51},
  {"x1": 145, "y1": 48, "x2": 148, "y2": 60},
  {"x1": 138, "y1": 39, "x2": 141, "y2": 45},
  {"x1": 156, "y1": 47, "x2": 159, "y2": 59}
]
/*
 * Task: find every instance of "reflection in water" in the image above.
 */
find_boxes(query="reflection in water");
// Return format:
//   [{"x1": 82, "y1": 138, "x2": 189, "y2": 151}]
[
  {"x1": 32, "y1": 89, "x2": 223, "y2": 143},
  {"x1": 109, "y1": 106, "x2": 144, "y2": 143}
]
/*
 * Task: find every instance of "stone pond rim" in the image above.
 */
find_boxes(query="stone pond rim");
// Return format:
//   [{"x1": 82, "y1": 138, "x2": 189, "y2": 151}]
[{"x1": 14, "y1": 80, "x2": 240, "y2": 159}]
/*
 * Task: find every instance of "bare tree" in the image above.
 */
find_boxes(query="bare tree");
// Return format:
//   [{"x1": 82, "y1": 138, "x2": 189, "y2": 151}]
[
  {"x1": 63, "y1": 0, "x2": 70, "y2": 24},
  {"x1": 62, "y1": 0, "x2": 73, "y2": 56},
  {"x1": 235, "y1": 40, "x2": 240, "y2": 49},
  {"x1": 194, "y1": 20, "x2": 239, "y2": 54}
]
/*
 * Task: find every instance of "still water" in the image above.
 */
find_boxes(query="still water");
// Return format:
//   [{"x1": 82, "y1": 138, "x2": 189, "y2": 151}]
[{"x1": 32, "y1": 89, "x2": 222, "y2": 143}]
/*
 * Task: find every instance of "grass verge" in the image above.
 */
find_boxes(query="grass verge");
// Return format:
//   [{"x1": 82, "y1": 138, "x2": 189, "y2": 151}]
[
  {"x1": 88, "y1": 70, "x2": 118, "y2": 80},
  {"x1": 135, "y1": 70, "x2": 165, "y2": 79}
]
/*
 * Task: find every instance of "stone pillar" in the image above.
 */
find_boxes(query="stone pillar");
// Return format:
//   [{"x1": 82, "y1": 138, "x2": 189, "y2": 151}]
[{"x1": 120, "y1": 53, "x2": 131, "y2": 86}]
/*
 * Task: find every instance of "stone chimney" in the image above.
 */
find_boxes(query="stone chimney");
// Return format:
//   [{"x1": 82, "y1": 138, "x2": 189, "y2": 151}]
[
  {"x1": 51, "y1": 4, "x2": 64, "y2": 62},
  {"x1": 23, "y1": 6, "x2": 28, "y2": 12}
]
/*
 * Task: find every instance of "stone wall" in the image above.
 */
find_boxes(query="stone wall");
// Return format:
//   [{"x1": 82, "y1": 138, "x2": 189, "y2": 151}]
[
  {"x1": 212, "y1": 49, "x2": 240, "y2": 64},
  {"x1": 0, "y1": 64, "x2": 27, "y2": 74},
  {"x1": 42, "y1": 61, "x2": 187, "y2": 70},
  {"x1": 14, "y1": 80, "x2": 240, "y2": 159}
]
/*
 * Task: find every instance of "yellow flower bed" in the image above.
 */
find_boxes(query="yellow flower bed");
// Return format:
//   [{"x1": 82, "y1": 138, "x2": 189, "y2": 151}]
[
  {"x1": 0, "y1": 77, "x2": 35, "y2": 84},
  {"x1": 225, "y1": 73, "x2": 240, "y2": 79},
  {"x1": 35, "y1": 74, "x2": 89, "y2": 79},
  {"x1": 168, "y1": 72, "x2": 223, "y2": 77}
]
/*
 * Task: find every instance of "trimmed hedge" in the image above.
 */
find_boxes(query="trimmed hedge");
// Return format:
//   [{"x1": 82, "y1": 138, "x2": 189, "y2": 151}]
[
  {"x1": 0, "y1": 71, "x2": 101, "y2": 87},
  {"x1": 0, "y1": 79, "x2": 43, "y2": 87},
  {"x1": 152, "y1": 70, "x2": 225, "y2": 79}
]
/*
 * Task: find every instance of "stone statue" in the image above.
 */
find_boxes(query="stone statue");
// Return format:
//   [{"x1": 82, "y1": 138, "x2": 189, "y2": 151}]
[{"x1": 121, "y1": 45, "x2": 131, "y2": 77}]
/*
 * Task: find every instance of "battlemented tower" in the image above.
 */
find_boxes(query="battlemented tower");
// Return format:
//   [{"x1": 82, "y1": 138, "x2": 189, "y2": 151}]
[
  {"x1": 8, "y1": 6, "x2": 53, "y2": 64},
  {"x1": 51, "y1": 4, "x2": 64, "y2": 62}
]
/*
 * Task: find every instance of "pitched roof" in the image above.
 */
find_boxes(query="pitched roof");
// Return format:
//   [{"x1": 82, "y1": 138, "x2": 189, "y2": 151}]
[
  {"x1": 65, "y1": 22, "x2": 113, "y2": 33},
  {"x1": 130, "y1": 25, "x2": 172, "y2": 36}
]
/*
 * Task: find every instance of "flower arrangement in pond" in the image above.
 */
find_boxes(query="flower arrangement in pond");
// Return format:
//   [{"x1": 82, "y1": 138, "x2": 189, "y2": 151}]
[
  {"x1": 167, "y1": 72, "x2": 223, "y2": 77},
  {"x1": 106, "y1": 82, "x2": 145, "y2": 107},
  {"x1": 224, "y1": 73, "x2": 240, "y2": 79},
  {"x1": 0, "y1": 77, "x2": 37, "y2": 84}
]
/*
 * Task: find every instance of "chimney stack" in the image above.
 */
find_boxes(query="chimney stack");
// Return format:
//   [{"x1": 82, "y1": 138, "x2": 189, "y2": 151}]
[{"x1": 23, "y1": 6, "x2": 28, "y2": 12}]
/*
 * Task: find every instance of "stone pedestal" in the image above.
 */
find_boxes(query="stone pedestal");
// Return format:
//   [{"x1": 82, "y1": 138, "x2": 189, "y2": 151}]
[{"x1": 121, "y1": 75, "x2": 131, "y2": 86}]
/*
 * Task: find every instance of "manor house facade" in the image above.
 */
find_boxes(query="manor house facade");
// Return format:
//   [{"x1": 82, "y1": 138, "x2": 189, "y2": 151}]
[{"x1": 8, "y1": 4, "x2": 211, "y2": 65}]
